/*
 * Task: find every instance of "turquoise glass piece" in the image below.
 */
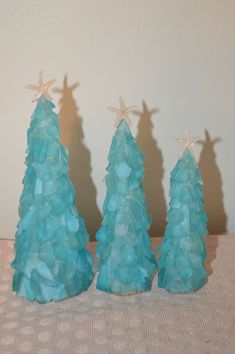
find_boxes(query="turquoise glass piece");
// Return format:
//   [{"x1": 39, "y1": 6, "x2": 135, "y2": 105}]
[
  {"x1": 96, "y1": 121, "x2": 157, "y2": 295},
  {"x1": 158, "y1": 149, "x2": 208, "y2": 293},
  {"x1": 11, "y1": 96, "x2": 93, "y2": 303}
]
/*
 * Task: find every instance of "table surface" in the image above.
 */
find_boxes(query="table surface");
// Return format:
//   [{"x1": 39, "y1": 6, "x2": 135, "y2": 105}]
[{"x1": 0, "y1": 236, "x2": 234, "y2": 354}]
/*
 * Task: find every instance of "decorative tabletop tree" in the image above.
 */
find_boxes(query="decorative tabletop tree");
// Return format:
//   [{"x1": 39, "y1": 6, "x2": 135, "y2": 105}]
[
  {"x1": 11, "y1": 72, "x2": 93, "y2": 303},
  {"x1": 96, "y1": 97, "x2": 157, "y2": 295},
  {"x1": 158, "y1": 129, "x2": 208, "y2": 293}
]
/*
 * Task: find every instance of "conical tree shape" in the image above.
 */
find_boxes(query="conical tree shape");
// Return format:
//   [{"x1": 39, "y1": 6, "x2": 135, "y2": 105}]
[
  {"x1": 158, "y1": 149, "x2": 208, "y2": 293},
  {"x1": 96, "y1": 121, "x2": 157, "y2": 295},
  {"x1": 11, "y1": 96, "x2": 93, "y2": 303}
]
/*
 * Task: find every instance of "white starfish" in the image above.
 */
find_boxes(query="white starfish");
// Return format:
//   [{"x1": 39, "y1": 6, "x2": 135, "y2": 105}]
[
  {"x1": 108, "y1": 97, "x2": 136, "y2": 126},
  {"x1": 173, "y1": 128, "x2": 200, "y2": 157},
  {"x1": 26, "y1": 71, "x2": 56, "y2": 102}
]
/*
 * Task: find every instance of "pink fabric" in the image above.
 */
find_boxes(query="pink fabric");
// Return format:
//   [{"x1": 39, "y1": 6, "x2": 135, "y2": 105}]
[{"x1": 0, "y1": 236, "x2": 234, "y2": 354}]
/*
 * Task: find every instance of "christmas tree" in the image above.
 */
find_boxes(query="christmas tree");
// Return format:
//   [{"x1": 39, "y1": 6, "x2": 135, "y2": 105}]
[
  {"x1": 96, "y1": 97, "x2": 157, "y2": 295},
  {"x1": 11, "y1": 72, "x2": 93, "y2": 303},
  {"x1": 158, "y1": 129, "x2": 208, "y2": 293}
]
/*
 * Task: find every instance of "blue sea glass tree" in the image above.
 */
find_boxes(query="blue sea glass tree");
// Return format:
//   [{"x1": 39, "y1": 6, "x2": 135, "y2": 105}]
[
  {"x1": 96, "y1": 97, "x2": 157, "y2": 295},
  {"x1": 158, "y1": 129, "x2": 208, "y2": 293},
  {"x1": 11, "y1": 72, "x2": 93, "y2": 303}
]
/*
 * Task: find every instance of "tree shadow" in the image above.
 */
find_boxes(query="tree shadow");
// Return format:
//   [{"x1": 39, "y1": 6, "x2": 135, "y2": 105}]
[
  {"x1": 54, "y1": 75, "x2": 102, "y2": 241},
  {"x1": 198, "y1": 129, "x2": 227, "y2": 235},
  {"x1": 135, "y1": 101, "x2": 167, "y2": 237}
]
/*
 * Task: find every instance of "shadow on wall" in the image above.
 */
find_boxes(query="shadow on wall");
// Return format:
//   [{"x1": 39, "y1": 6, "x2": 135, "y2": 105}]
[
  {"x1": 54, "y1": 75, "x2": 102, "y2": 241},
  {"x1": 198, "y1": 129, "x2": 227, "y2": 235},
  {"x1": 135, "y1": 101, "x2": 167, "y2": 237}
]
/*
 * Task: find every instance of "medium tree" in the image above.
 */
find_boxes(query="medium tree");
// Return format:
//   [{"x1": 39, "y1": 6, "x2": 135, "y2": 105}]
[{"x1": 96, "y1": 97, "x2": 157, "y2": 295}]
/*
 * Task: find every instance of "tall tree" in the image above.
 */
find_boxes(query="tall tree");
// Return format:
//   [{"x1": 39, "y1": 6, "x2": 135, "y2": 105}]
[{"x1": 11, "y1": 72, "x2": 93, "y2": 303}]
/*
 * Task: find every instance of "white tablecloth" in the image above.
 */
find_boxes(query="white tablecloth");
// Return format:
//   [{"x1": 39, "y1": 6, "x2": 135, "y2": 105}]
[{"x1": 0, "y1": 236, "x2": 234, "y2": 354}]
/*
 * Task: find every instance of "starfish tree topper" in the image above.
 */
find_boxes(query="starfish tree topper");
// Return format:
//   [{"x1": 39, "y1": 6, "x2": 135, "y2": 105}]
[
  {"x1": 108, "y1": 97, "x2": 136, "y2": 126},
  {"x1": 173, "y1": 128, "x2": 200, "y2": 157},
  {"x1": 26, "y1": 71, "x2": 56, "y2": 102}
]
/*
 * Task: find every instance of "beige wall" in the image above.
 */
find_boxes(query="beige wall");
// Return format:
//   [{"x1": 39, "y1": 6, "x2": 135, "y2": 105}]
[{"x1": 0, "y1": 0, "x2": 234, "y2": 239}]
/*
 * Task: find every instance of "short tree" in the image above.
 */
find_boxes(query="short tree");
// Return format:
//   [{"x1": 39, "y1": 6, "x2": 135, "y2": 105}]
[{"x1": 158, "y1": 131, "x2": 208, "y2": 293}]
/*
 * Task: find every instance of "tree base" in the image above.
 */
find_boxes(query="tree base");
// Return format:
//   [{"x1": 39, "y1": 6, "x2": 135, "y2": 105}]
[
  {"x1": 96, "y1": 285, "x2": 150, "y2": 296},
  {"x1": 158, "y1": 276, "x2": 208, "y2": 294},
  {"x1": 96, "y1": 273, "x2": 155, "y2": 296},
  {"x1": 13, "y1": 282, "x2": 92, "y2": 304},
  {"x1": 12, "y1": 266, "x2": 94, "y2": 304}
]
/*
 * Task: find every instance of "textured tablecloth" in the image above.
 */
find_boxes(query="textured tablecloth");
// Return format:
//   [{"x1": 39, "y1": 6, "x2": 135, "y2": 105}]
[{"x1": 0, "y1": 236, "x2": 234, "y2": 354}]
